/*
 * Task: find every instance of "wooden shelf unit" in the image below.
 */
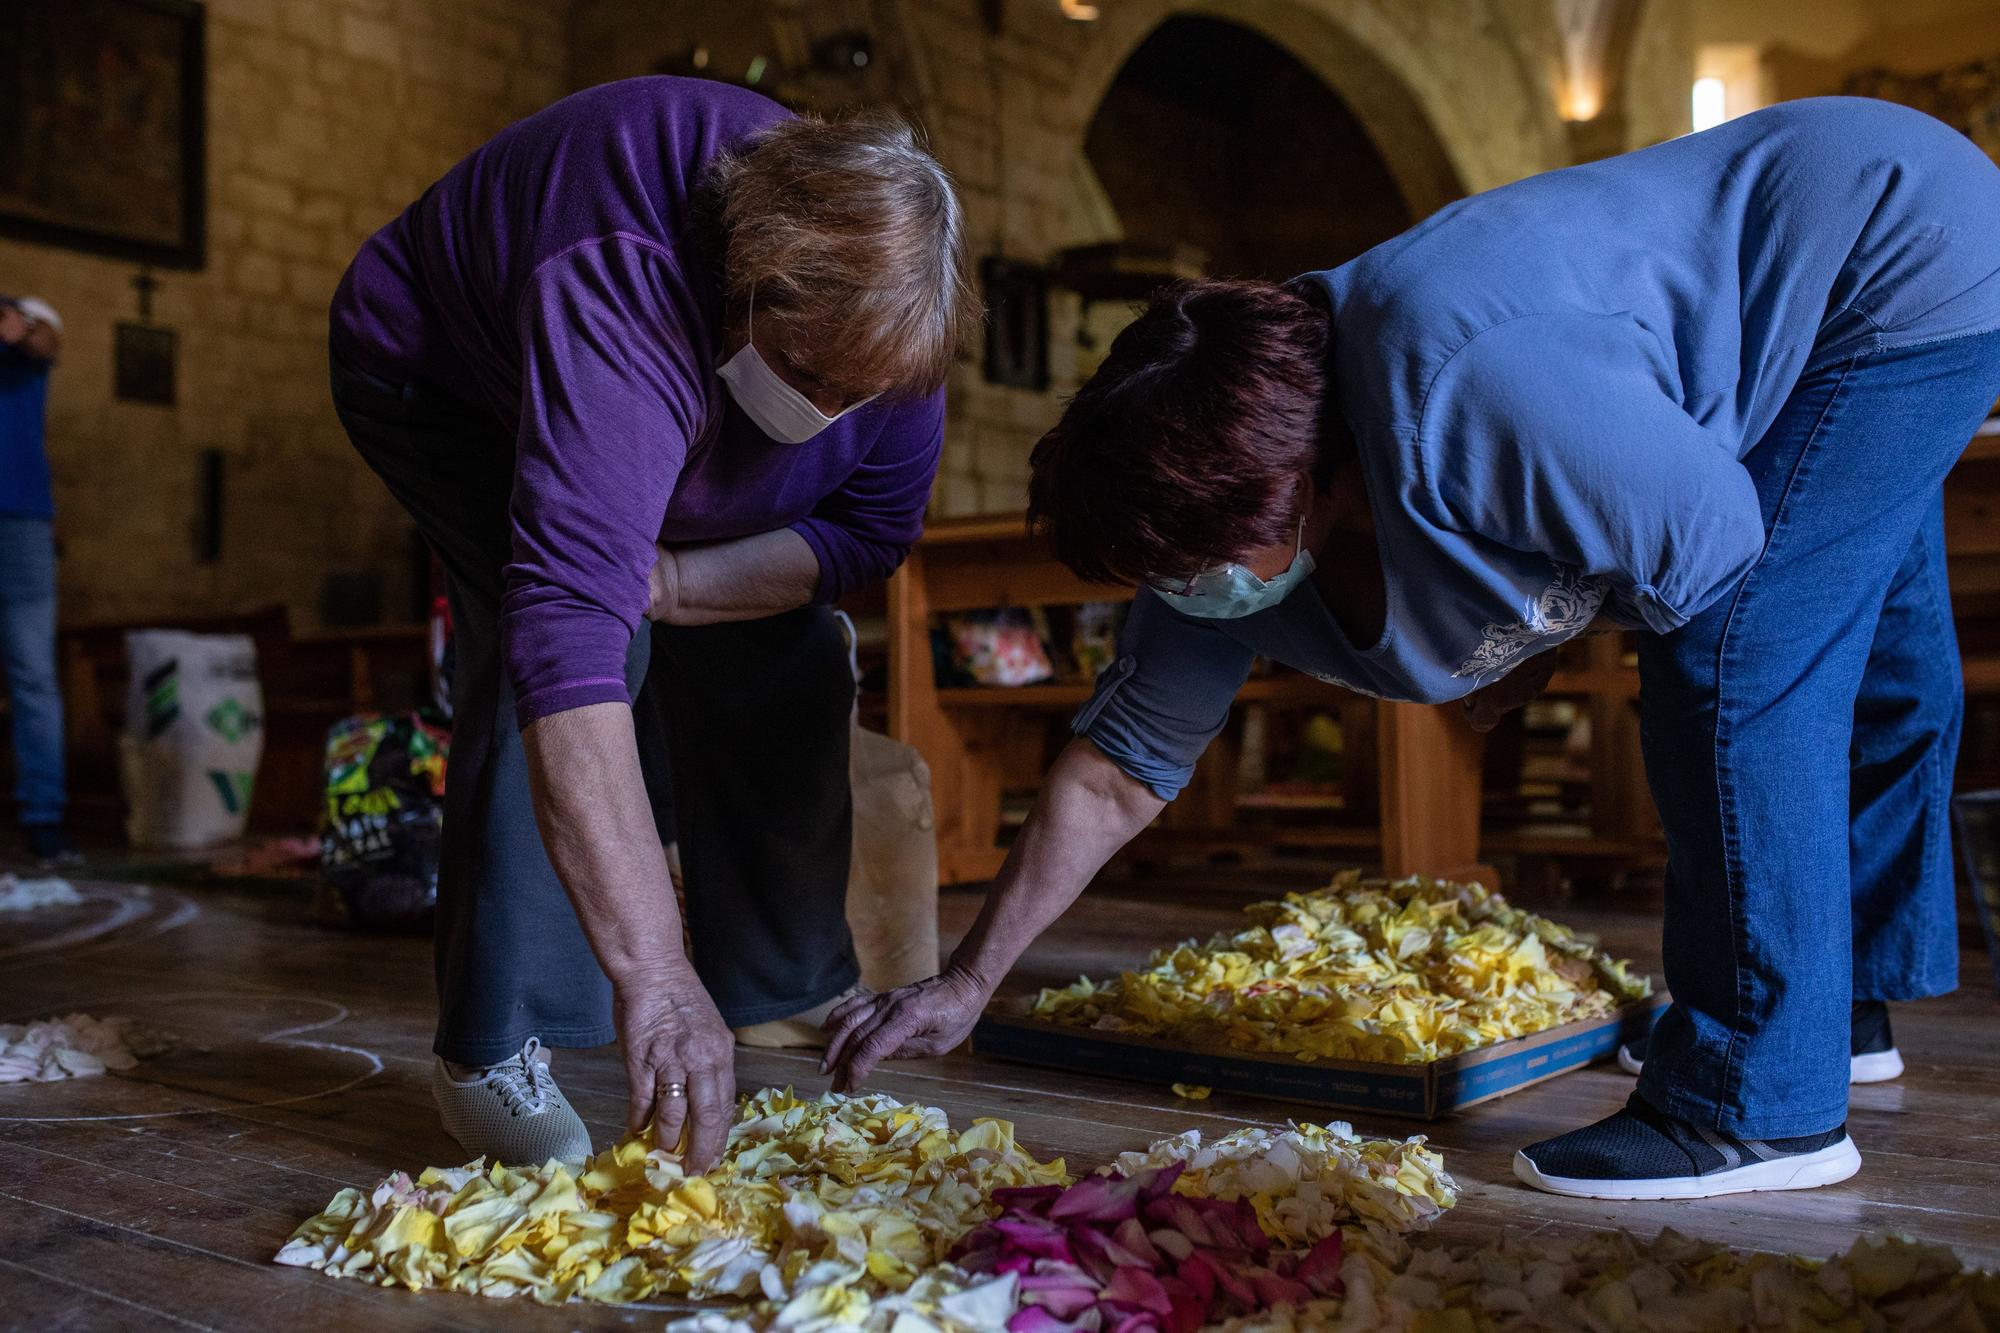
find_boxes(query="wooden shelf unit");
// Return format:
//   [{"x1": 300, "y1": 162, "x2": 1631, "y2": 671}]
[
  {"x1": 889, "y1": 420, "x2": 2000, "y2": 888},
  {"x1": 888, "y1": 515, "x2": 1494, "y2": 885}
]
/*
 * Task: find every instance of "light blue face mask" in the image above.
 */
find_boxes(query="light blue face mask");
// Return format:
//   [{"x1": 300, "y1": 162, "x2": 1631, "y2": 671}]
[{"x1": 1148, "y1": 523, "x2": 1316, "y2": 619}]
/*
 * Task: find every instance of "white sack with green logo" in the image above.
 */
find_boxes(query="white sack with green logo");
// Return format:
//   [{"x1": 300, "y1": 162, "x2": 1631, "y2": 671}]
[{"x1": 119, "y1": 631, "x2": 265, "y2": 849}]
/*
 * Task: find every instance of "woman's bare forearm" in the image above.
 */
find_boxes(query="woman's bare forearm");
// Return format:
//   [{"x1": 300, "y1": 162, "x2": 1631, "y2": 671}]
[
  {"x1": 949, "y1": 739, "x2": 1166, "y2": 990},
  {"x1": 520, "y1": 702, "x2": 687, "y2": 982},
  {"x1": 652, "y1": 530, "x2": 820, "y2": 625}
]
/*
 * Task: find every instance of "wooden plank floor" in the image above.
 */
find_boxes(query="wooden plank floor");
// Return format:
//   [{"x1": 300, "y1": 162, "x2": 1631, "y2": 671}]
[{"x1": 3, "y1": 867, "x2": 1998, "y2": 1329}]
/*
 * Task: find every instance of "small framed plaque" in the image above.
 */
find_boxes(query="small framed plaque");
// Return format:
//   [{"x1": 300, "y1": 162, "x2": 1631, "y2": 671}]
[{"x1": 114, "y1": 320, "x2": 177, "y2": 404}]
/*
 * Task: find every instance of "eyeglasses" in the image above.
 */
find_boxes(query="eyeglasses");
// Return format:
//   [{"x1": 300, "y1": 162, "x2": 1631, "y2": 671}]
[
  {"x1": 1143, "y1": 520, "x2": 1307, "y2": 600},
  {"x1": 1145, "y1": 569, "x2": 1206, "y2": 598}
]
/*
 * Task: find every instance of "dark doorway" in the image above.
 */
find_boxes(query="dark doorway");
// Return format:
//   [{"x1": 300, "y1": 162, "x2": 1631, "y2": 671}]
[{"x1": 1084, "y1": 15, "x2": 1416, "y2": 279}]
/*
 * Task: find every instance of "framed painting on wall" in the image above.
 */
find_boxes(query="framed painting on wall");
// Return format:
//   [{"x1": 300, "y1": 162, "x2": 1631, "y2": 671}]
[
  {"x1": 980, "y1": 256, "x2": 1050, "y2": 391},
  {"x1": 0, "y1": 0, "x2": 206, "y2": 269}
]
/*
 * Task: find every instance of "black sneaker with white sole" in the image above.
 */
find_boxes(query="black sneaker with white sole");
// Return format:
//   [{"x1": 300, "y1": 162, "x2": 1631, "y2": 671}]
[
  {"x1": 1514, "y1": 1092, "x2": 1861, "y2": 1200},
  {"x1": 1617, "y1": 999, "x2": 1903, "y2": 1084}
]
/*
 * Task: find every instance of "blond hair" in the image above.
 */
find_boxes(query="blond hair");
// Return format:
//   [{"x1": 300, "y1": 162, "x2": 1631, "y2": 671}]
[{"x1": 708, "y1": 110, "x2": 975, "y2": 398}]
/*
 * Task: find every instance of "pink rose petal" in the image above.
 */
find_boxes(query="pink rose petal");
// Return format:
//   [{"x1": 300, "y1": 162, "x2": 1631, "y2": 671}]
[
  {"x1": 1024, "y1": 1264, "x2": 1104, "y2": 1320},
  {"x1": 1143, "y1": 1196, "x2": 1214, "y2": 1247},
  {"x1": 993, "y1": 1184, "x2": 1067, "y2": 1212},
  {"x1": 1184, "y1": 1250, "x2": 1256, "y2": 1309},
  {"x1": 1105, "y1": 1313, "x2": 1160, "y2": 1333},
  {"x1": 1074, "y1": 1224, "x2": 1148, "y2": 1270},
  {"x1": 1009, "y1": 1308, "x2": 1082, "y2": 1333},
  {"x1": 1248, "y1": 1270, "x2": 1313, "y2": 1308},
  {"x1": 1158, "y1": 1276, "x2": 1206, "y2": 1333},
  {"x1": 996, "y1": 1216, "x2": 1076, "y2": 1260},
  {"x1": 1291, "y1": 1233, "x2": 1344, "y2": 1296},
  {"x1": 1021, "y1": 1282, "x2": 1098, "y2": 1320},
  {"x1": 1100, "y1": 1266, "x2": 1173, "y2": 1316},
  {"x1": 1047, "y1": 1173, "x2": 1144, "y2": 1224},
  {"x1": 1176, "y1": 1254, "x2": 1215, "y2": 1307},
  {"x1": 1113, "y1": 1218, "x2": 1162, "y2": 1267},
  {"x1": 1028, "y1": 1260, "x2": 1093, "y2": 1280},
  {"x1": 1072, "y1": 1238, "x2": 1121, "y2": 1288}
]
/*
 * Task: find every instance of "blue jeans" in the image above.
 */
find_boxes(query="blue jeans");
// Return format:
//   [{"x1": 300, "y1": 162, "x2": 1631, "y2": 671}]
[
  {"x1": 0, "y1": 515, "x2": 64, "y2": 828},
  {"x1": 1638, "y1": 327, "x2": 2000, "y2": 1138}
]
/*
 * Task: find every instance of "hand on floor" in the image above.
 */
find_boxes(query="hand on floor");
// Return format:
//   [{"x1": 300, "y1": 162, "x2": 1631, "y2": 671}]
[
  {"x1": 615, "y1": 963, "x2": 737, "y2": 1171},
  {"x1": 820, "y1": 966, "x2": 989, "y2": 1091}
]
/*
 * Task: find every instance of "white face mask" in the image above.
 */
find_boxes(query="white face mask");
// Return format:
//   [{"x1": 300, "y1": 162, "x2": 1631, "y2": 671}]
[{"x1": 717, "y1": 304, "x2": 875, "y2": 443}]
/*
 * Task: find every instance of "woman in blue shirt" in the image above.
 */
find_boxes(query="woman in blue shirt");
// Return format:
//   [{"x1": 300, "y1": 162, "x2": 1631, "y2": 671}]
[{"x1": 825, "y1": 98, "x2": 2000, "y2": 1201}]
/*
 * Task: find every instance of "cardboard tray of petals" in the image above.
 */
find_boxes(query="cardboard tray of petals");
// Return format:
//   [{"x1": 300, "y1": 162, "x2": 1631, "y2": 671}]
[{"x1": 971, "y1": 992, "x2": 1668, "y2": 1121}]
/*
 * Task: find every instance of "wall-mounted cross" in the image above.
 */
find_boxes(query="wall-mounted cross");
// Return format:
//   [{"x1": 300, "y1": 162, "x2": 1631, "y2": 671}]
[{"x1": 131, "y1": 268, "x2": 160, "y2": 323}]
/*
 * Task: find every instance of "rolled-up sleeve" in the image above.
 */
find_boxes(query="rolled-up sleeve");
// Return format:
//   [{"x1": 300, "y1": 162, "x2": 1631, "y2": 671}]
[
  {"x1": 789, "y1": 389, "x2": 945, "y2": 601},
  {"x1": 1072, "y1": 589, "x2": 1256, "y2": 800},
  {"x1": 1423, "y1": 311, "x2": 1766, "y2": 634},
  {"x1": 504, "y1": 238, "x2": 703, "y2": 727}
]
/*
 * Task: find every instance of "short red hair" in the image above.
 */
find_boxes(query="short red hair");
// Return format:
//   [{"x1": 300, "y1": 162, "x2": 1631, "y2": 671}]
[{"x1": 1027, "y1": 279, "x2": 1335, "y2": 585}]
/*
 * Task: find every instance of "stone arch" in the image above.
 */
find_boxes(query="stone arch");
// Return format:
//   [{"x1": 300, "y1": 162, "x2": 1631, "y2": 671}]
[{"x1": 1058, "y1": 0, "x2": 1481, "y2": 217}]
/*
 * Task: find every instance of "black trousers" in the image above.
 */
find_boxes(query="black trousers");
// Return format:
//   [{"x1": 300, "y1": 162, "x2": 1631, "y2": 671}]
[{"x1": 330, "y1": 355, "x2": 858, "y2": 1064}]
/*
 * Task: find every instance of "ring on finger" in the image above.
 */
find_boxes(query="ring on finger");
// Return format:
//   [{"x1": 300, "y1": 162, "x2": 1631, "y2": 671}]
[{"x1": 664, "y1": 1081, "x2": 687, "y2": 1099}]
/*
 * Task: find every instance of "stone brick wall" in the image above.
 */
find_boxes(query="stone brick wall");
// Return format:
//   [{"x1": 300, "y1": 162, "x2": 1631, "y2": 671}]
[
  {"x1": 895, "y1": 0, "x2": 1582, "y2": 518},
  {"x1": 9, "y1": 0, "x2": 1695, "y2": 629},
  {"x1": 569, "y1": 0, "x2": 1628, "y2": 519},
  {"x1": 0, "y1": 0, "x2": 568, "y2": 627}
]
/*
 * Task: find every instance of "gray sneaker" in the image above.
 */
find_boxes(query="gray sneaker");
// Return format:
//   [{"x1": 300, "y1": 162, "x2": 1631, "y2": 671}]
[{"x1": 430, "y1": 1037, "x2": 593, "y2": 1166}]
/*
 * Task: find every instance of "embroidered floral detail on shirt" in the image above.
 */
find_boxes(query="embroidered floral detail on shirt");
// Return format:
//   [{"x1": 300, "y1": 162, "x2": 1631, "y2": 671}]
[
  {"x1": 1306, "y1": 669, "x2": 1385, "y2": 698},
  {"x1": 1452, "y1": 565, "x2": 1607, "y2": 684}
]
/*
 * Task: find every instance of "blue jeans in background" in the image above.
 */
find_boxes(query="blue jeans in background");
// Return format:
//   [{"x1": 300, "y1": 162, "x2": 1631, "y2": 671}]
[
  {"x1": 0, "y1": 515, "x2": 65, "y2": 829},
  {"x1": 1637, "y1": 326, "x2": 2000, "y2": 1139}
]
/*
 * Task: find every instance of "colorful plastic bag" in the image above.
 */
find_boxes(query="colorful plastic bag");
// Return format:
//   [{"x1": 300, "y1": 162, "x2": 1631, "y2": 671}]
[{"x1": 315, "y1": 713, "x2": 448, "y2": 931}]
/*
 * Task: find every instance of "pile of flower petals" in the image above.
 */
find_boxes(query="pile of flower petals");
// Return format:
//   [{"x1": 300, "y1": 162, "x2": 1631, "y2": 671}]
[
  {"x1": 1112, "y1": 1122, "x2": 1457, "y2": 1242},
  {"x1": 0, "y1": 1013, "x2": 149, "y2": 1083},
  {"x1": 1207, "y1": 1228, "x2": 2000, "y2": 1332},
  {"x1": 0, "y1": 873, "x2": 81, "y2": 911},
  {"x1": 952, "y1": 1163, "x2": 1345, "y2": 1333},
  {"x1": 1031, "y1": 872, "x2": 1653, "y2": 1065},
  {"x1": 666, "y1": 1262, "x2": 1021, "y2": 1333},
  {"x1": 277, "y1": 1088, "x2": 1068, "y2": 1319}
]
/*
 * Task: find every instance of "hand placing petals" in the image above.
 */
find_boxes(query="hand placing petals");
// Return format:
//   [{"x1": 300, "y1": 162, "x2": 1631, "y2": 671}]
[{"x1": 820, "y1": 965, "x2": 992, "y2": 1090}]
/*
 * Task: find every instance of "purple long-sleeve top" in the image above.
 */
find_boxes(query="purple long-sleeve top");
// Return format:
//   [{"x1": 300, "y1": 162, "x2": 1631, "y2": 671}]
[{"x1": 330, "y1": 78, "x2": 945, "y2": 726}]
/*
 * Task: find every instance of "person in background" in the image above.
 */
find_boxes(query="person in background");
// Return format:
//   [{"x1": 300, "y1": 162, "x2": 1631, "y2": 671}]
[{"x1": 0, "y1": 294, "x2": 77, "y2": 870}]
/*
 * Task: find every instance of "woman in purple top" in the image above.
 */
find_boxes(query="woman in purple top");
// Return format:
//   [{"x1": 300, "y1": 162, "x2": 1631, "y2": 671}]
[{"x1": 329, "y1": 77, "x2": 972, "y2": 1170}]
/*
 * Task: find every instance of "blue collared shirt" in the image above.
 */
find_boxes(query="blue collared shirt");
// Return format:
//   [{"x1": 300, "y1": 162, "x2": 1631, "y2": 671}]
[
  {"x1": 1078, "y1": 98, "x2": 2000, "y2": 799},
  {"x1": 0, "y1": 299, "x2": 54, "y2": 520}
]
